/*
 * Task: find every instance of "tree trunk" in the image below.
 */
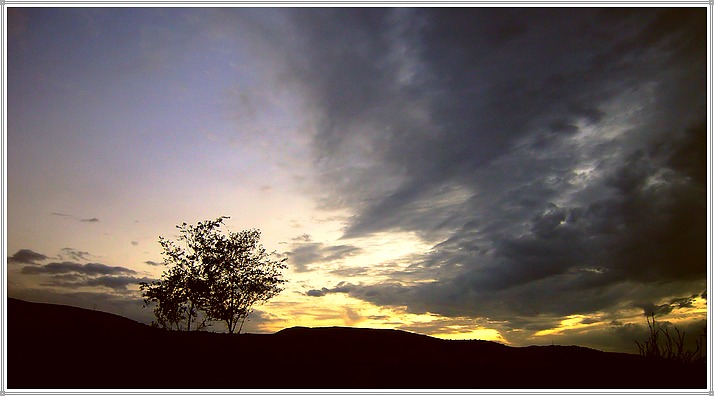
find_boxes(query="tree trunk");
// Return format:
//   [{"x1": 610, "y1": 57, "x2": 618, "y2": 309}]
[
  {"x1": 238, "y1": 316, "x2": 247, "y2": 334},
  {"x1": 187, "y1": 303, "x2": 192, "y2": 331}
]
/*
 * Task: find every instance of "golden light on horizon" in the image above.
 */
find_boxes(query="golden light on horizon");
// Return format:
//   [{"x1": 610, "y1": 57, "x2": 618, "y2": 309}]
[
  {"x1": 532, "y1": 315, "x2": 593, "y2": 337},
  {"x1": 256, "y1": 291, "x2": 509, "y2": 343},
  {"x1": 432, "y1": 327, "x2": 506, "y2": 343}
]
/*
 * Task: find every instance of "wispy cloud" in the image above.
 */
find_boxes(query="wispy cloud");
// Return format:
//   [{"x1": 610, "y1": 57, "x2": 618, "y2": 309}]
[
  {"x1": 60, "y1": 247, "x2": 91, "y2": 262},
  {"x1": 51, "y1": 213, "x2": 100, "y2": 223}
]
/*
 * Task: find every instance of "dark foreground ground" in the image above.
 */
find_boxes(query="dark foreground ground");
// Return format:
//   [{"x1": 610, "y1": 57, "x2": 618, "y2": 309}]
[{"x1": 8, "y1": 298, "x2": 706, "y2": 389}]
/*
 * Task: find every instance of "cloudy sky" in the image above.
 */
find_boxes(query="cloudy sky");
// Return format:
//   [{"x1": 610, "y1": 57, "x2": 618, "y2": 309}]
[{"x1": 7, "y1": 6, "x2": 708, "y2": 353}]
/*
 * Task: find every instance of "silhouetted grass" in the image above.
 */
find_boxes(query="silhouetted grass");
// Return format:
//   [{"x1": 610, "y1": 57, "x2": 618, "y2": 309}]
[{"x1": 635, "y1": 313, "x2": 704, "y2": 364}]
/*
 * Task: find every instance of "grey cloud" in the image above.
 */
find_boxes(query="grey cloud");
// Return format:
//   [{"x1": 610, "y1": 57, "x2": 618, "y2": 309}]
[
  {"x1": 317, "y1": 278, "x2": 706, "y2": 350},
  {"x1": 144, "y1": 260, "x2": 163, "y2": 266},
  {"x1": 60, "y1": 247, "x2": 91, "y2": 261},
  {"x1": 580, "y1": 317, "x2": 602, "y2": 325},
  {"x1": 666, "y1": 124, "x2": 707, "y2": 185},
  {"x1": 48, "y1": 273, "x2": 86, "y2": 282},
  {"x1": 240, "y1": 308, "x2": 283, "y2": 334},
  {"x1": 343, "y1": 307, "x2": 363, "y2": 325},
  {"x1": 329, "y1": 266, "x2": 372, "y2": 278},
  {"x1": 13, "y1": 247, "x2": 147, "y2": 296},
  {"x1": 307, "y1": 282, "x2": 358, "y2": 298},
  {"x1": 306, "y1": 288, "x2": 328, "y2": 297},
  {"x1": 8, "y1": 249, "x2": 48, "y2": 265},
  {"x1": 283, "y1": 8, "x2": 706, "y2": 332},
  {"x1": 81, "y1": 217, "x2": 99, "y2": 223},
  {"x1": 288, "y1": 242, "x2": 362, "y2": 273},
  {"x1": 329, "y1": 282, "x2": 357, "y2": 294},
  {"x1": 22, "y1": 261, "x2": 137, "y2": 276},
  {"x1": 86, "y1": 276, "x2": 150, "y2": 291},
  {"x1": 636, "y1": 294, "x2": 701, "y2": 317},
  {"x1": 637, "y1": 302, "x2": 675, "y2": 317},
  {"x1": 291, "y1": 233, "x2": 312, "y2": 242},
  {"x1": 42, "y1": 275, "x2": 151, "y2": 291}
]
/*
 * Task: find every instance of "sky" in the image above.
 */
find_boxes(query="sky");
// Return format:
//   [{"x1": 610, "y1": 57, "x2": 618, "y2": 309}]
[{"x1": 6, "y1": 6, "x2": 708, "y2": 354}]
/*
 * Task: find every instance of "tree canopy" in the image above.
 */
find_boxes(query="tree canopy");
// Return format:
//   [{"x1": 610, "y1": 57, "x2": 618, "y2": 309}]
[{"x1": 140, "y1": 217, "x2": 287, "y2": 333}]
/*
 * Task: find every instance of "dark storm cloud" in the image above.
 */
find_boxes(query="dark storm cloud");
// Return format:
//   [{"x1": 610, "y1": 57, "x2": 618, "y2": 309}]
[
  {"x1": 286, "y1": 8, "x2": 707, "y2": 334},
  {"x1": 288, "y1": 8, "x2": 705, "y2": 239},
  {"x1": 8, "y1": 249, "x2": 48, "y2": 264}
]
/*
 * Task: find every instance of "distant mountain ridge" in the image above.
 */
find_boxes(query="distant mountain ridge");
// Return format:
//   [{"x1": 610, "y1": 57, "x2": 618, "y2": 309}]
[{"x1": 7, "y1": 298, "x2": 706, "y2": 389}]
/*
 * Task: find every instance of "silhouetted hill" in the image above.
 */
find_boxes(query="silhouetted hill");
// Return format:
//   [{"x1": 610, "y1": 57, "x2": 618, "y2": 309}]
[{"x1": 8, "y1": 298, "x2": 706, "y2": 389}]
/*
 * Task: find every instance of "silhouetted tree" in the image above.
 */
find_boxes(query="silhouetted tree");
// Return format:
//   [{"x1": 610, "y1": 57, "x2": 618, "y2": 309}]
[
  {"x1": 140, "y1": 217, "x2": 287, "y2": 333},
  {"x1": 140, "y1": 263, "x2": 206, "y2": 331},
  {"x1": 140, "y1": 274, "x2": 184, "y2": 330},
  {"x1": 203, "y1": 228, "x2": 287, "y2": 333},
  {"x1": 140, "y1": 219, "x2": 214, "y2": 331}
]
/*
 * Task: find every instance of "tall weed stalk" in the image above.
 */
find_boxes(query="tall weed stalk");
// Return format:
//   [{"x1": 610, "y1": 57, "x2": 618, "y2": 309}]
[{"x1": 635, "y1": 313, "x2": 704, "y2": 363}]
